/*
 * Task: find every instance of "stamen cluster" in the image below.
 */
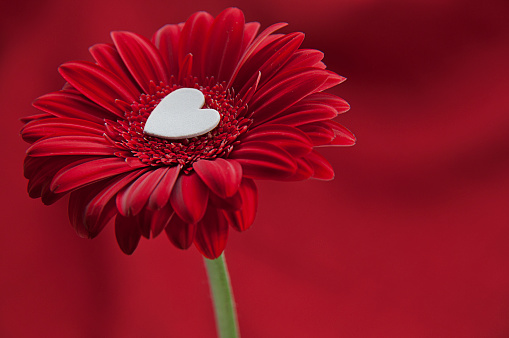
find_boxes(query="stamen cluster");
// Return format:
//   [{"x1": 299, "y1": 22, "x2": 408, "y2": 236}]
[{"x1": 106, "y1": 79, "x2": 251, "y2": 172}]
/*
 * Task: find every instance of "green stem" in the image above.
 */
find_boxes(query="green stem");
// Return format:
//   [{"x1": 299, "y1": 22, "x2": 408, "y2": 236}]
[{"x1": 204, "y1": 253, "x2": 240, "y2": 338}]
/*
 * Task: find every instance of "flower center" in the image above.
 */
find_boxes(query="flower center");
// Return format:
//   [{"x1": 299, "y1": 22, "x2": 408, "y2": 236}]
[
  {"x1": 143, "y1": 88, "x2": 221, "y2": 140},
  {"x1": 106, "y1": 79, "x2": 251, "y2": 173}
]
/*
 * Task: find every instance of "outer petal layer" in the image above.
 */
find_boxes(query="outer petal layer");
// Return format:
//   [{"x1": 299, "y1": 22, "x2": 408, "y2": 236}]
[
  {"x1": 203, "y1": 7, "x2": 245, "y2": 82},
  {"x1": 170, "y1": 173, "x2": 209, "y2": 224},
  {"x1": 193, "y1": 159, "x2": 242, "y2": 198},
  {"x1": 21, "y1": 8, "x2": 353, "y2": 259},
  {"x1": 241, "y1": 124, "x2": 313, "y2": 156},
  {"x1": 115, "y1": 214, "x2": 142, "y2": 254},
  {"x1": 230, "y1": 141, "x2": 297, "y2": 179},
  {"x1": 51, "y1": 157, "x2": 145, "y2": 194},
  {"x1": 178, "y1": 11, "x2": 214, "y2": 78},
  {"x1": 225, "y1": 178, "x2": 258, "y2": 232},
  {"x1": 116, "y1": 168, "x2": 168, "y2": 216},
  {"x1": 111, "y1": 31, "x2": 170, "y2": 92},
  {"x1": 165, "y1": 215, "x2": 196, "y2": 250},
  {"x1": 194, "y1": 206, "x2": 229, "y2": 259},
  {"x1": 152, "y1": 24, "x2": 182, "y2": 74},
  {"x1": 59, "y1": 61, "x2": 140, "y2": 116}
]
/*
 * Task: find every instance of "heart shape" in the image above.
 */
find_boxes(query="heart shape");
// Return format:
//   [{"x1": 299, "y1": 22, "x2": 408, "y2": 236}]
[{"x1": 143, "y1": 88, "x2": 221, "y2": 140}]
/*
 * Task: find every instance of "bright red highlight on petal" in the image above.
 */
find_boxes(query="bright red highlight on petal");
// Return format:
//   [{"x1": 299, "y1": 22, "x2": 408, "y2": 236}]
[{"x1": 21, "y1": 7, "x2": 354, "y2": 259}]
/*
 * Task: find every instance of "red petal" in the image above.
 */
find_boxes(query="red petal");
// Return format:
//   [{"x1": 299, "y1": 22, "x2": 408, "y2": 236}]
[
  {"x1": 83, "y1": 171, "x2": 145, "y2": 237},
  {"x1": 203, "y1": 8, "x2": 245, "y2": 82},
  {"x1": 27, "y1": 173, "x2": 63, "y2": 205},
  {"x1": 33, "y1": 90, "x2": 117, "y2": 122},
  {"x1": 267, "y1": 103, "x2": 338, "y2": 127},
  {"x1": 250, "y1": 68, "x2": 329, "y2": 126},
  {"x1": 147, "y1": 165, "x2": 181, "y2": 210},
  {"x1": 306, "y1": 150, "x2": 335, "y2": 180},
  {"x1": 238, "y1": 71, "x2": 261, "y2": 106},
  {"x1": 165, "y1": 215, "x2": 196, "y2": 250},
  {"x1": 178, "y1": 11, "x2": 214, "y2": 79},
  {"x1": 193, "y1": 158, "x2": 242, "y2": 198},
  {"x1": 24, "y1": 155, "x2": 49, "y2": 180},
  {"x1": 152, "y1": 24, "x2": 182, "y2": 75},
  {"x1": 27, "y1": 172, "x2": 50, "y2": 199},
  {"x1": 298, "y1": 122, "x2": 335, "y2": 146},
  {"x1": 240, "y1": 22, "x2": 261, "y2": 55},
  {"x1": 26, "y1": 165, "x2": 52, "y2": 199},
  {"x1": 304, "y1": 92, "x2": 350, "y2": 114},
  {"x1": 324, "y1": 120, "x2": 357, "y2": 146},
  {"x1": 194, "y1": 206, "x2": 229, "y2": 259},
  {"x1": 115, "y1": 214, "x2": 141, "y2": 254},
  {"x1": 252, "y1": 33, "x2": 283, "y2": 52},
  {"x1": 68, "y1": 172, "x2": 141, "y2": 239},
  {"x1": 59, "y1": 61, "x2": 140, "y2": 115},
  {"x1": 137, "y1": 203, "x2": 175, "y2": 239},
  {"x1": 282, "y1": 157, "x2": 315, "y2": 181},
  {"x1": 178, "y1": 53, "x2": 193, "y2": 84},
  {"x1": 111, "y1": 31, "x2": 169, "y2": 92},
  {"x1": 26, "y1": 135, "x2": 115, "y2": 157},
  {"x1": 89, "y1": 43, "x2": 140, "y2": 91},
  {"x1": 224, "y1": 178, "x2": 257, "y2": 232},
  {"x1": 281, "y1": 49, "x2": 325, "y2": 70},
  {"x1": 125, "y1": 157, "x2": 145, "y2": 167},
  {"x1": 20, "y1": 113, "x2": 52, "y2": 124},
  {"x1": 235, "y1": 32, "x2": 304, "y2": 93},
  {"x1": 318, "y1": 71, "x2": 347, "y2": 91},
  {"x1": 229, "y1": 22, "x2": 288, "y2": 87},
  {"x1": 144, "y1": 203, "x2": 175, "y2": 238},
  {"x1": 40, "y1": 187, "x2": 65, "y2": 205},
  {"x1": 170, "y1": 173, "x2": 209, "y2": 224},
  {"x1": 315, "y1": 61, "x2": 327, "y2": 69},
  {"x1": 24, "y1": 156, "x2": 90, "y2": 199},
  {"x1": 21, "y1": 117, "x2": 104, "y2": 143},
  {"x1": 241, "y1": 124, "x2": 313, "y2": 156},
  {"x1": 230, "y1": 141, "x2": 297, "y2": 180},
  {"x1": 69, "y1": 182, "x2": 108, "y2": 238},
  {"x1": 209, "y1": 190, "x2": 242, "y2": 210},
  {"x1": 116, "y1": 167, "x2": 168, "y2": 216},
  {"x1": 51, "y1": 157, "x2": 146, "y2": 194}
]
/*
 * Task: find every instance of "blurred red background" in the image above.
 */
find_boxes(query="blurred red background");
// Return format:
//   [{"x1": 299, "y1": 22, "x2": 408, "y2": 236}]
[{"x1": 1, "y1": 0, "x2": 509, "y2": 337}]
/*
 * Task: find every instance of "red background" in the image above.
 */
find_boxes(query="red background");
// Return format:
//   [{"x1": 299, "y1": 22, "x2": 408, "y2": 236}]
[{"x1": 1, "y1": 0, "x2": 509, "y2": 337}]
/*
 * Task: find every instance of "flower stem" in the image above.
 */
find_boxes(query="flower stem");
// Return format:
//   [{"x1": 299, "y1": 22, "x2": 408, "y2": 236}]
[{"x1": 204, "y1": 253, "x2": 240, "y2": 338}]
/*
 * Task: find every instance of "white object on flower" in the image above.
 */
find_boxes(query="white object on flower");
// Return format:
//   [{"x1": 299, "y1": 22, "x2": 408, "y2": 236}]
[{"x1": 143, "y1": 88, "x2": 221, "y2": 140}]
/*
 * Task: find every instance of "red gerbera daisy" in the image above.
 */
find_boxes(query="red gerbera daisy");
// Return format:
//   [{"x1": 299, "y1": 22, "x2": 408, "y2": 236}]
[{"x1": 21, "y1": 7, "x2": 355, "y2": 259}]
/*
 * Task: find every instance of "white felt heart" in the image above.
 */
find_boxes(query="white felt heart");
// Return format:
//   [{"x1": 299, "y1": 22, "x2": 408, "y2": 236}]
[{"x1": 143, "y1": 88, "x2": 221, "y2": 139}]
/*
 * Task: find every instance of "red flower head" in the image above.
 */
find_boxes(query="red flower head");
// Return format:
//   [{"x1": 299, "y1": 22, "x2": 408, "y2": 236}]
[{"x1": 21, "y1": 8, "x2": 355, "y2": 259}]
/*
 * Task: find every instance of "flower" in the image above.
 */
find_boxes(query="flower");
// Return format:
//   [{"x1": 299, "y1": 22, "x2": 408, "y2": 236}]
[{"x1": 21, "y1": 7, "x2": 355, "y2": 259}]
